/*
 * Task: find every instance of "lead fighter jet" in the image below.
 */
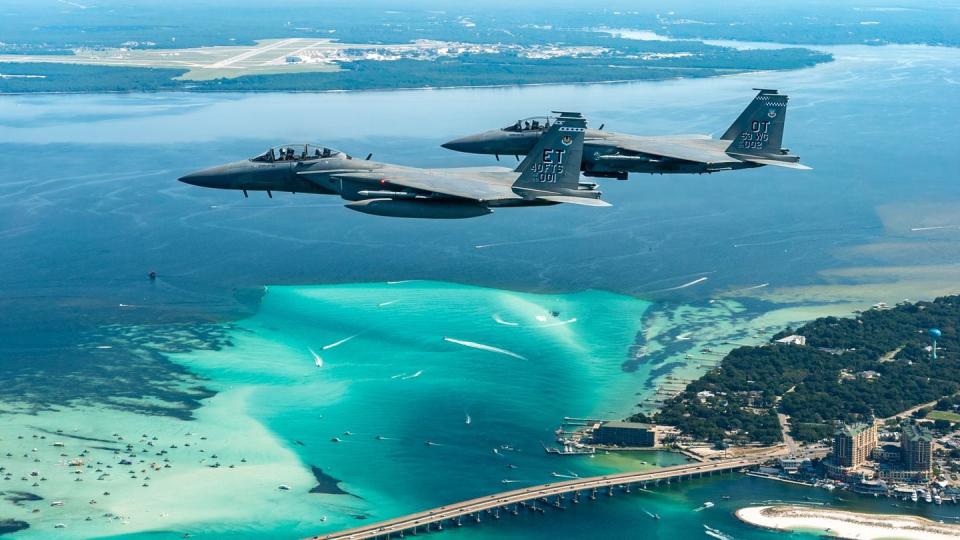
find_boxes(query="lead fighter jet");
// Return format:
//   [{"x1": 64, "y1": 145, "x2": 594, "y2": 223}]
[
  {"x1": 179, "y1": 112, "x2": 607, "y2": 219},
  {"x1": 442, "y1": 89, "x2": 810, "y2": 179}
]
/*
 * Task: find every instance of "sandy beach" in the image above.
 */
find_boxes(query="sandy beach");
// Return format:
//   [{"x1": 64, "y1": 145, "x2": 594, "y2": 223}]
[{"x1": 736, "y1": 505, "x2": 960, "y2": 540}]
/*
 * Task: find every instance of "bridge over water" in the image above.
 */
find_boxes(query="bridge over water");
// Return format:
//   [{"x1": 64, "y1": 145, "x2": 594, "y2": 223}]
[{"x1": 311, "y1": 457, "x2": 763, "y2": 540}]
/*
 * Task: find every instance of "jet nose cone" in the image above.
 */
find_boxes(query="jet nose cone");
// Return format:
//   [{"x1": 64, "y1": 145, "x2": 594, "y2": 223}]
[
  {"x1": 441, "y1": 134, "x2": 484, "y2": 153},
  {"x1": 178, "y1": 165, "x2": 230, "y2": 188},
  {"x1": 178, "y1": 171, "x2": 206, "y2": 186}
]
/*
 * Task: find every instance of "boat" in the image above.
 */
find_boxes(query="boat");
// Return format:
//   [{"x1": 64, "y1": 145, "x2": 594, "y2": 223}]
[
  {"x1": 277, "y1": 484, "x2": 291, "y2": 491},
  {"x1": 465, "y1": 413, "x2": 471, "y2": 425},
  {"x1": 330, "y1": 437, "x2": 341, "y2": 443},
  {"x1": 911, "y1": 491, "x2": 919, "y2": 502},
  {"x1": 924, "y1": 490, "x2": 933, "y2": 503},
  {"x1": 424, "y1": 441, "x2": 438, "y2": 446},
  {"x1": 935, "y1": 494, "x2": 943, "y2": 505}
]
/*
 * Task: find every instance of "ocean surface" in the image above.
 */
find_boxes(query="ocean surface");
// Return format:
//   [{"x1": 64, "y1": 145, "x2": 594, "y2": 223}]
[{"x1": 2, "y1": 42, "x2": 960, "y2": 538}]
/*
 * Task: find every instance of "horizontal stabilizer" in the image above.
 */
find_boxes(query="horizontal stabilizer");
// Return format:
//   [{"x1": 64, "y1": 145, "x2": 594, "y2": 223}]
[
  {"x1": 537, "y1": 195, "x2": 611, "y2": 207},
  {"x1": 737, "y1": 157, "x2": 812, "y2": 170}
]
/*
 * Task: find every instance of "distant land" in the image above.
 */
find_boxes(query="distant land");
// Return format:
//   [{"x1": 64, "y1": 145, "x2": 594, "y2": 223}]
[
  {"x1": 633, "y1": 296, "x2": 960, "y2": 446},
  {"x1": 0, "y1": 37, "x2": 829, "y2": 94},
  {"x1": 4, "y1": 0, "x2": 954, "y2": 94}
]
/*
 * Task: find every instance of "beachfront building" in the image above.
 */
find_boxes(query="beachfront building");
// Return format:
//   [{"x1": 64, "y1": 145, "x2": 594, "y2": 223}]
[
  {"x1": 900, "y1": 423, "x2": 933, "y2": 476},
  {"x1": 832, "y1": 422, "x2": 878, "y2": 468},
  {"x1": 592, "y1": 421, "x2": 660, "y2": 447},
  {"x1": 871, "y1": 443, "x2": 901, "y2": 462},
  {"x1": 775, "y1": 335, "x2": 806, "y2": 346}
]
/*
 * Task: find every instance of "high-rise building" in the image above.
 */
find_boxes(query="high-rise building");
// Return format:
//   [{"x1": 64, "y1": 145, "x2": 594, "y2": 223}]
[
  {"x1": 833, "y1": 422, "x2": 878, "y2": 468},
  {"x1": 900, "y1": 423, "x2": 933, "y2": 473}
]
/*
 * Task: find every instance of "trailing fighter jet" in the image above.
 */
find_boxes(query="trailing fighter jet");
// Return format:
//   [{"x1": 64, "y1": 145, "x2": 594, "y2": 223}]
[
  {"x1": 178, "y1": 112, "x2": 607, "y2": 219},
  {"x1": 441, "y1": 89, "x2": 810, "y2": 180}
]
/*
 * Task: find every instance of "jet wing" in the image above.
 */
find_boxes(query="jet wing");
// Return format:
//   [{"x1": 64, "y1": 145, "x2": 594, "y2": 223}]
[
  {"x1": 602, "y1": 135, "x2": 738, "y2": 165},
  {"x1": 332, "y1": 167, "x2": 517, "y2": 202},
  {"x1": 537, "y1": 195, "x2": 611, "y2": 207},
  {"x1": 731, "y1": 156, "x2": 813, "y2": 170}
]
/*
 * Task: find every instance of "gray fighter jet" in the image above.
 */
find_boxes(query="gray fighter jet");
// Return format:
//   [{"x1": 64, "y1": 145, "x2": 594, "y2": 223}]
[
  {"x1": 441, "y1": 89, "x2": 810, "y2": 180},
  {"x1": 179, "y1": 112, "x2": 607, "y2": 219}
]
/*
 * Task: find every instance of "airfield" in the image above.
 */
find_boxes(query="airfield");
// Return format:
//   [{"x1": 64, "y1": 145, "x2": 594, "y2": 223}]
[
  {"x1": 0, "y1": 39, "x2": 358, "y2": 81},
  {"x1": 0, "y1": 38, "x2": 602, "y2": 81}
]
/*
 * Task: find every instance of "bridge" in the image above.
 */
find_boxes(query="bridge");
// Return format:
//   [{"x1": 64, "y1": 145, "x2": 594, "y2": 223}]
[{"x1": 311, "y1": 457, "x2": 763, "y2": 540}]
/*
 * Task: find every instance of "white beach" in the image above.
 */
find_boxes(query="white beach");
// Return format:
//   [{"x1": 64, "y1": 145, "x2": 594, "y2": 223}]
[{"x1": 736, "y1": 505, "x2": 960, "y2": 540}]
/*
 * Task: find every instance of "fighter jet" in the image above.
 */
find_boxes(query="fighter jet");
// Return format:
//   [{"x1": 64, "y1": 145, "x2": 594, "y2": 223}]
[
  {"x1": 179, "y1": 112, "x2": 607, "y2": 219},
  {"x1": 441, "y1": 89, "x2": 810, "y2": 180}
]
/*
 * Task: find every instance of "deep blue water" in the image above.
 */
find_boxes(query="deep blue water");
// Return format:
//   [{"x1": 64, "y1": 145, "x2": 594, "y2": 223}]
[{"x1": 2, "y1": 43, "x2": 960, "y2": 538}]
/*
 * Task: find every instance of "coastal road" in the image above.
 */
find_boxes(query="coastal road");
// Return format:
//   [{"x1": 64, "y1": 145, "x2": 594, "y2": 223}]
[{"x1": 310, "y1": 457, "x2": 762, "y2": 540}]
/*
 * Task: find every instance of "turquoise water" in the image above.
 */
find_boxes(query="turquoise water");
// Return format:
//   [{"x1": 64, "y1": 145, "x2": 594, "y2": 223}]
[{"x1": 159, "y1": 281, "x2": 675, "y2": 537}]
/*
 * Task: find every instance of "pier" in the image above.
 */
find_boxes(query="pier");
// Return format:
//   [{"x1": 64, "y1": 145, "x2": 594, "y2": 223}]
[{"x1": 311, "y1": 457, "x2": 762, "y2": 540}]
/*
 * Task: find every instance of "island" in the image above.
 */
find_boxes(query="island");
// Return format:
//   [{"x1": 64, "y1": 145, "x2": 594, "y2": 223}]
[{"x1": 736, "y1": 505, "x2": 960, "y2": 540}]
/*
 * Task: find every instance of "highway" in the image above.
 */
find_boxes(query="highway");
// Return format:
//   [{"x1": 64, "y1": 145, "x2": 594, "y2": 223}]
[{"x1": 311, "y1": 457, "x2": 762, "y2": 540}]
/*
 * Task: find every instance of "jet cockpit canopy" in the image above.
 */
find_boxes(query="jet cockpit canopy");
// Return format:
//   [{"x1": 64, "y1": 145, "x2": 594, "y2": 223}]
[
  {"x1": 503, "y1": 116, "x2": 553, "y2": 133},
  {"x1": 250, "y1": 144, "x2": 345, "y2": 163}
]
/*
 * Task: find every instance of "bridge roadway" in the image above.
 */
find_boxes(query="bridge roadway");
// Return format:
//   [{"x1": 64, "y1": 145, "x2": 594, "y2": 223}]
[{"x1": 311, "y1": 457, "x2": 762, "y2": 540}]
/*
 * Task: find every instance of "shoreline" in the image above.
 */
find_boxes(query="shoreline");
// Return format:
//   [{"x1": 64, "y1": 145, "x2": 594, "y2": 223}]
[
  {"x1": 0, "y1": 67, "x2": 805, "y2": 97},
  {"x1": 736, "y1": 505, "x2": 960, "y2": 540}
]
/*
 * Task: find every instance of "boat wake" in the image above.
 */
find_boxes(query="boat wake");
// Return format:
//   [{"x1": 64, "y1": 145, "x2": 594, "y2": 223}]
[
  {"x1": 703, "y1": 525, "x2": 733, "y2": 540},
  {"x1": 911, "y1": 225, "x2": 955, "y2": 232},
  {"x1": 308, "y1": 347, "x2": 323, "y2": 368},
  {"x1": 534, "y1": 317, "x2": 577, "y2": 328},
  {"x1": 323, "y1": 332, "x2": 362, "y2": 350},
  {"x1": 378, "y1": 300, "x2": 399, "y2": 307},
  {"x1": 492, "y1": 313, "x2": 520, "y2": 326},
  {"x1": 443, "y1": 337, "x2": 527, "y2": 360},
  {"x1": 401, "y1": 370, "x2": 423, "y2": 380},
  {"x1": 666, "y1": 276, "x2": 708, "y2": 291},
  {"x1": 740, "y1": 283, "x2": 769, "y2": 291}
]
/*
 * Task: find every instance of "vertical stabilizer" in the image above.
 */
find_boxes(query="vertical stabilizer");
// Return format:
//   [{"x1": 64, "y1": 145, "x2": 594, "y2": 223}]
[
  {"x1": 721, "y1": 89, "x2": 789, "y2": 156},
  {"x1": 513, "y1": 112, "x2": 586, "y2": 193}
]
